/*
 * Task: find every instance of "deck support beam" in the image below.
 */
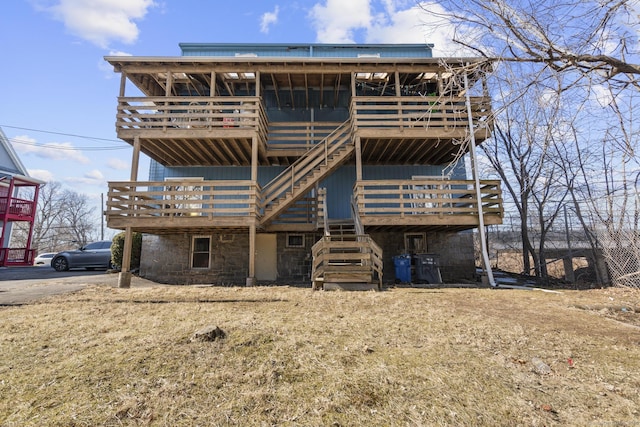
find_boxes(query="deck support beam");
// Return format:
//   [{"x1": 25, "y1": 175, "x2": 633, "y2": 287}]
[
  {"x1": 118, "y1": 227, "x2": 133, "y2": 288},
  {"x1": 119, "y1": 135, "x2": 141, "y2": 288},
  {"x1": 247, "y1": 133, "x2": 259, "y2": 286},
  {"x1": 247, "y1": 224, "x2": 256, "y2": 286},
  {"x1": 355, "y1": 136, "x2": 362, "y2": 181}
]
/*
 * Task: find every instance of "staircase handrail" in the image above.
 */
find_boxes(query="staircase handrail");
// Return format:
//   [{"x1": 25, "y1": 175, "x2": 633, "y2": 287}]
[
  {"x1": 350, "y1": 193, "x2": 364, "y2": 236},
  {"x1": 321, "y1": 188, "x2": 330, "y2": 236},
  {"x1": 261, "y1": 120, "x2": 351, "y2": 209}
]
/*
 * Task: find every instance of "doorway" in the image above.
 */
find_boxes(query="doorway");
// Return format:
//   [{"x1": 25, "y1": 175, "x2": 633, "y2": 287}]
[{"x1": 255, "y1": 234, "x2": 277, "y2": 281}]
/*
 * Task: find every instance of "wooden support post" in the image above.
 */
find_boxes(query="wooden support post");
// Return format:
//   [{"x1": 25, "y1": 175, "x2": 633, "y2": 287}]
[
  {"x1": 210, "y1": 71, "x2": 216, "y2": 96},
  {"x1": 118, "y1": 227, "x2": 133, "y2": 288},
  {"x1": 119, "y1": 136, "x2": 140, "y2": 288},
  {"x1": 255, "y1": 71, "x2": 261, "y2": 97},
  {"x1": 351, "y1": 72, "x2": 357, "y2": 97},
  {"x1": 247, "y1": 224, "x2": 256, "y2": 287},
  {"x1": 251, "y1": 135, "x2": 258, "y2": 182},
  {"x1": 131, "y1": 136, "x2": 140, "y2": 181},
  {"x1": 355, "y1": 136, "x2": 363, "y2": 181},
  {"x1": 119, "y1": 73, "x2": 127, "y2": 97},
  {"x1": 395, "y1": 71, "x2": 403, "y2": 130}
]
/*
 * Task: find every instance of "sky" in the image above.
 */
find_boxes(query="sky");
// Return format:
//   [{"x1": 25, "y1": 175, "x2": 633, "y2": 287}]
[{"x1": 0, "y1": 0, "x2": 458, "y2": 224}]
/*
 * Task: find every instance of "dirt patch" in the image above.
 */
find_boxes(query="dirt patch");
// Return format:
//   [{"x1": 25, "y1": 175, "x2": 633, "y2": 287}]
[{"x1": 1, "y1": 285, "x2": 639, "y2": 426}]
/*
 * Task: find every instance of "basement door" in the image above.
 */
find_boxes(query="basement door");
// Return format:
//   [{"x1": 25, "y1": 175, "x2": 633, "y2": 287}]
[{"x1": 255, "y1": 234, "x2": 277, "y2": 281}]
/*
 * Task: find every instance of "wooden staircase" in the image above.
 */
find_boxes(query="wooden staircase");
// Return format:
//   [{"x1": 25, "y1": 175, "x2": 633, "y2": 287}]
[
  {"x1": 311, "y1": 198, "x2": 383, "y2": 291},
  {"x1": 260, "y1": 121, "x2": 354, "y2": 226}
]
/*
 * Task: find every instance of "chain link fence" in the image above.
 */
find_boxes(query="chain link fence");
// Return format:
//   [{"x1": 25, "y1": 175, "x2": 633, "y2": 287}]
[{"x1": 598, "y1": 230, "x2": 640, "y2": 289}]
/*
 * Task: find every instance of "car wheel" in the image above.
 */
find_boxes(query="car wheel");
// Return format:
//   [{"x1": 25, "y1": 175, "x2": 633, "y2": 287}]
[{"x1": 52, "y1": 256, "x2": 69, "y2": 272}]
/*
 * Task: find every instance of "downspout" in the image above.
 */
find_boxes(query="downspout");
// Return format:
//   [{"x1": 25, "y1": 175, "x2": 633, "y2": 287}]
[{"x1": 463, "y1": 69, "x2": 496, "y2": 287}]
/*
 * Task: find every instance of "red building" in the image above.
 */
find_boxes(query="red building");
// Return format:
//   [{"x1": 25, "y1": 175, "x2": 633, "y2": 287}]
[{"x1": 0, "y1": 127, "x2": 41, "y2": 266}]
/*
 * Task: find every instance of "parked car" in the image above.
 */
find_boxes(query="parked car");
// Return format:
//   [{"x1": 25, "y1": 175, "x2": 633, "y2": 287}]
[
  {"x1": 51, "y1": 240, "x2": 113, "y2": 271},
  {"x1": 33, "y1": 252, "x2": 56, "y2": 266}
]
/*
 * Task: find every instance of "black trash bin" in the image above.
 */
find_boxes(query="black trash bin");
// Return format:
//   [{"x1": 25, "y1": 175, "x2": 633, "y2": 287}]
[{"x1": 413, "y1": 253, "x2": 442, "y2": 284}]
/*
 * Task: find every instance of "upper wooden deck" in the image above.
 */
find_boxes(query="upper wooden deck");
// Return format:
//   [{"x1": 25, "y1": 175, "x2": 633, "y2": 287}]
[
  {"x1": 107, "y1": 55, "x2": 492, "y2": 167},
  {"x1": 114, "y1": 94, "x2": 491, "y2": 167}
]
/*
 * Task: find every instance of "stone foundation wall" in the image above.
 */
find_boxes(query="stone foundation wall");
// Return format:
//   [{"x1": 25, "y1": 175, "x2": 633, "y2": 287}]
[
  {"x1": 427, "y1": 231, "x2": 475, "y2": 281},
  {"x1": 276, "y1": 233, "x2": 321, "y2": 284},
  {"x1": 139, "y1": 230, "x2": 475, "y2": 286},
  {"x1": 370, "y1": 231, "x2": 475, "y2": 283},
  {"x1": 140, "y1": 232, "x2": 249, "y2": 285}
]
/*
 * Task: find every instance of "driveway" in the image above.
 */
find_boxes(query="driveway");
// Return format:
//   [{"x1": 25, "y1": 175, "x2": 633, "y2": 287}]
[{"x1": 0, "y1": 266, "x2": 157, "y2": 305}]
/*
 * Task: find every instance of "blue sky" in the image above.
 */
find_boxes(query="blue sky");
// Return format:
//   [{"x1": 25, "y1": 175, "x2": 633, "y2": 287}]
[{"x1": 0, "y1": 0, "x2": 456, "y2": 219}]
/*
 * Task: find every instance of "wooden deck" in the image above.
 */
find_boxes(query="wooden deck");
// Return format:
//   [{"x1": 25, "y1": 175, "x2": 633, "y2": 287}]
[
  {"x1": 354, "y1": 179, "x2": 503, "y2": 231},
  {"x1": 114, "y1": 95, "x2": 491, "y2": 167},
  {"x1": 105, "y1": 178, "x2": 502, "y2": 233},
  {"x1": 106, "y1": 180, "x2": 260, "y2": 233}
]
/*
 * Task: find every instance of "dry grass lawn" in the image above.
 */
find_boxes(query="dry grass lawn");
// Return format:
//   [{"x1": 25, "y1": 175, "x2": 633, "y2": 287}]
[{"x1": 1, "y1": 282, "x2": 639, "y2": 426}]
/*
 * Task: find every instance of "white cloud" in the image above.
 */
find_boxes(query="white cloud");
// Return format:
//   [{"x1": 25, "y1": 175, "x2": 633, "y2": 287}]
[
  {"x1": 260, "y1": 6, "x2": 279, "y2": 34},
  {"x1": 591, "y1": 84, "x2": 614, "y2": 107},
  {"x1": 107, "y1": 157, "x2": 129, "y2": 170},
  {"x1": 28, "y1": 169, "x2": 55, "y2": 182},
  {"x1": 108, "y1": 49, "x2": 132, "y2": 56},
  {"x1": 35, "y1": 0, "x2": 156, "y2": 48},
  {"x1": 309, "y1": 0, "x2": 372, "y2": 43},
  {"x1": 65, "y1": 169, "x2": 106, "y2": 186},
  {"x1": 309, "y1": 0, "x2": 461, "y2": 55},
  {"x1": 11, "y1": 135, "x2": 90, "y2": 164}
]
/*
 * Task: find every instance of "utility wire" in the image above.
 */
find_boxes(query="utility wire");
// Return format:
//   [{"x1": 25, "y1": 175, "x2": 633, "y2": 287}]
[
  {"x1": 0, "y1": 124, "x2": 127, "y2": 144},
  {"x1": 8, "y1": 136, "x2": 129, "y2": 151}
]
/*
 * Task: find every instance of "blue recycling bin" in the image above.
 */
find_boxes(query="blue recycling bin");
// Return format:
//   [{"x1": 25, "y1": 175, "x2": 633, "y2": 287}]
[{"x1": 393, "y1": 254, "x2": 412, "y2": 283}]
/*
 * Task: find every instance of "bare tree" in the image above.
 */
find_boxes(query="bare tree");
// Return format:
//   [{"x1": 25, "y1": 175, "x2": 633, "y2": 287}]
[
  {"x1": 58, "y1": 189, "x2": 97, "y2": 246},
  {"x1": 423, "y1": 0, "x2": 640, "y2": 86},
  {"x1": 480, "y1": 67, "x2": 570, "y2": 277},
  {"x1": 12, "y1": 182, "x2": 100, "y2": 253},
  {"x1": 30, "y1": 181, "x2": 64, "y2": 252},
  {"x1": 424, "y1": 0, "x2": 640, "y2": 285}
]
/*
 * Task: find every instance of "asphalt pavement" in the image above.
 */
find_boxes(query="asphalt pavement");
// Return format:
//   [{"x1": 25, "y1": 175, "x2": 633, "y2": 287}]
[{"x1": 0, "y1": 266, "x2": 157, "y2": 305}]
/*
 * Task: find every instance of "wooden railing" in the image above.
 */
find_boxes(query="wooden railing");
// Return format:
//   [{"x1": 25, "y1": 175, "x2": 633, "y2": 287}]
[
  {"x1": 267, "y1": 121, "x2": 343, "y2": 151},
  {"x1": 0, "y1": 197, "x2": 36, "y2": 219},
  {"x1": 318, "y1": 188, "x2": 328, "y2": 234},
  {"x1": 106, "y1": 180, "x2": 260, "y2": 220},
  {"x1": 0, "y1": 248, "x2": 35, "y2": 267},
  {"x1": 116, "y1": 95, "x2": 268, "y2": 136},
  {"x1": 311, "y1": 234, "x2": 383, "y2": 290},
  {"x1": 266, "y1": 194, "x2": 320, "y2": 227},
  {"x1": 260, "y1": 121, "x2": 353, "y2": 223},
  {"x1": 350, "y1": 193, "x2": 364, "y2": 236},
  {"x1": 354, "y1": 179, "x2": 502, "y2": 219},
  {"x1": 350, "y1": 95, "x2": 491, "y2": 130}
]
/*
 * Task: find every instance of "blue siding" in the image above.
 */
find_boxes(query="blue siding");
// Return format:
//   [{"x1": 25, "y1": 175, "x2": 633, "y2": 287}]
[
  {"x1": 149, "y1": 162, "x2": 286, "y2": 187},
  {"x1": 320, "y1": 164, "x2": 463, "y2": 219},
  {"x1": 180, "y1": 43, "x2": 433, "y2": 59}
]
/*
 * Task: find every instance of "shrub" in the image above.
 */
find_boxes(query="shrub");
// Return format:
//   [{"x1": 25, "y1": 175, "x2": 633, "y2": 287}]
[{"x1": 111, "y1": 232, "x2": 142, "y2": 270}]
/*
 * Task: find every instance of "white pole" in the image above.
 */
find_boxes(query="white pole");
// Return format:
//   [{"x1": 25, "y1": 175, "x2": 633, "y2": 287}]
[{"x1": 464, "y1": 69, "x2": 496, "y2": 287}]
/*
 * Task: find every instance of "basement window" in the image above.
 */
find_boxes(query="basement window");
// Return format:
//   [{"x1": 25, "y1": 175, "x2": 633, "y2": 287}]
[
  {"x1": 404, "y1": 233, "x2": 426, "y2": 254},
  {"x1": 191, "y1": 236, "x2": 211, "y2": 269},
  {"x1": 286, "y1": 234, "x2": 305, "y2": 248}
]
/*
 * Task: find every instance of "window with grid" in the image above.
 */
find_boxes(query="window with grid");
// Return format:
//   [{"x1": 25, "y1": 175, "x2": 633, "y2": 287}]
[{"x1": 191, "y1": 236, "x2": 211, "y2": 268}]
